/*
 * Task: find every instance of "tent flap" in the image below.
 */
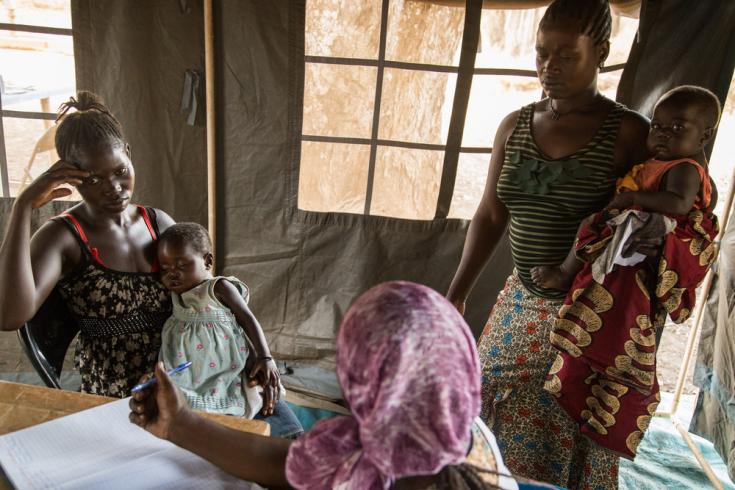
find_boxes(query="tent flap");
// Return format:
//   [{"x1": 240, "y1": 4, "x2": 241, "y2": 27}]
[
  {"x1": 72, "y1": 0, "x2": 208, "y2": 225},
  {"x1": 691, "y1": 197, "x2": 735, "y2": 480}
]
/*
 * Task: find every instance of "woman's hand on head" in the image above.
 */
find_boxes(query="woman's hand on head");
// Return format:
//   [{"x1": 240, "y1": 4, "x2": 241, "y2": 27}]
[
  {"x1": 16, "y1": 160, "x2": 89, "y2": 209},
  {"x1": 129, "y1": 362, "x2": 190, "y2": 440}
]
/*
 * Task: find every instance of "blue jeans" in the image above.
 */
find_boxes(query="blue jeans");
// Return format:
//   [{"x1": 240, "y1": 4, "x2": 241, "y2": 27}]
[{"x1": 254, "y1": 399, "x2": 303, "y2": 438}]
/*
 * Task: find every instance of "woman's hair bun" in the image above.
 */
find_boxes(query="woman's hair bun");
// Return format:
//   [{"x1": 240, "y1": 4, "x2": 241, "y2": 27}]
[
  {"x1": 54, "y1": 91, "x2": 125, "y2": 161},
  {"x1": 57, "y1": 91, "x2": 110, "y2": 120}
]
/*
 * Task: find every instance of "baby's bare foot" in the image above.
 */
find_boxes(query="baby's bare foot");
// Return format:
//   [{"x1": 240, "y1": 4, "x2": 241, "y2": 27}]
[{"x1": 531, "y1": 265, "x2": 574, "y2": 291}]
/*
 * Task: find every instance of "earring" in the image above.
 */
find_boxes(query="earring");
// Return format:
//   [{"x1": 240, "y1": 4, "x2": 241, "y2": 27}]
[{"x1": 599, "y1": 61, "x2": 605, "y2": 69}]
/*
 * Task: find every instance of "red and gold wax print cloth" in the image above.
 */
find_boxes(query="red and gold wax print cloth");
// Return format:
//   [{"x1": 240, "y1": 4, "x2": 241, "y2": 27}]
[{"x1": 543, "y1": 208, "x2": 719, "y2": 458}]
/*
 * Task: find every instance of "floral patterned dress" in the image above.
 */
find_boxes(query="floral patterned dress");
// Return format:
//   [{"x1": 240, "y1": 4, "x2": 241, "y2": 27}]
[
  {"x1": 55, "y1": 206, "x2": 171, "y2": 398},
  {"x1": 159, "y1": 277, "x2": 263, "y2": 417}
]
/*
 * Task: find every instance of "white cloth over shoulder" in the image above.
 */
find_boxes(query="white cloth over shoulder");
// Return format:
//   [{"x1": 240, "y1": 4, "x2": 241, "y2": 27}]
[{"x1": 590, "y1": 210, "x2": 676, "y2": 283}]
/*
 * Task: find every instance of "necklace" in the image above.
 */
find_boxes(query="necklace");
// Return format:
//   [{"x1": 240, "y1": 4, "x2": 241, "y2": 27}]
[{"x1": 549, "y1": 94, "x2": 604, "y2": 120}]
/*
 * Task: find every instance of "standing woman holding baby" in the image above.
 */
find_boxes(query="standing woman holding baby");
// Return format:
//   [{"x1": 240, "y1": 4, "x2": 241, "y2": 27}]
[{"x1": 447, "y1": 1, "x2": 654, "y2": 488}]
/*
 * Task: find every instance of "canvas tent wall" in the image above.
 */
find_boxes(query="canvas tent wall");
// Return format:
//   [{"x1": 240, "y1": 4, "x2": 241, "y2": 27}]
[
  {"x1": 71, "y1": 0, "x2": 516, "y2": 369},
  {"x1": 67, "y1": 0, "x2": 732, "y2": 358},
  {"x1": 67, "y1": 0, "x2": 732, "y2": 372}
]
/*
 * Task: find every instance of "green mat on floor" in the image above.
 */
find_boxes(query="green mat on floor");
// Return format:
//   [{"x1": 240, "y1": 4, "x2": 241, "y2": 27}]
[
  {"x1": 620, "y1": 416, "x2": 734, "y2": 489},
  {"x1": 286, "y1": 401, "x2": 341, "y2": 432}
]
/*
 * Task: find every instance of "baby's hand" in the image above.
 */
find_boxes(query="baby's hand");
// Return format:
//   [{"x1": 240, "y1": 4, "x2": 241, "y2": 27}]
[{"x1": 249, "y1": 358, "x2": 281, "y2": 416}]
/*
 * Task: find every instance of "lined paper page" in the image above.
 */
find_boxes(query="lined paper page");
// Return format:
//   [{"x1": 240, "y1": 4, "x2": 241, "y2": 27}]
[{"x1": 0, "y1": 398, "x2": 262, "y2": 489}]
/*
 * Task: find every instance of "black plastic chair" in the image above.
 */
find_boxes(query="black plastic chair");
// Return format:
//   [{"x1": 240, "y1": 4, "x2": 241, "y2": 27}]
[{"x1": 16, "y1": 287, "x2": 79, "y2": 389}]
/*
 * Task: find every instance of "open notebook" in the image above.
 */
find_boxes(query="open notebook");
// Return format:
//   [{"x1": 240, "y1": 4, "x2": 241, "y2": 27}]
[{"x1": 0, "y1": 398, "x2": 262, "y2": 489}]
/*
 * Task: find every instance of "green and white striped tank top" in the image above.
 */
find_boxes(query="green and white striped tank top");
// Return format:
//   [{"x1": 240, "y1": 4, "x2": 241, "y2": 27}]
[{"x1": 497, "y1": 101, "x2": 626, "y2": 299}]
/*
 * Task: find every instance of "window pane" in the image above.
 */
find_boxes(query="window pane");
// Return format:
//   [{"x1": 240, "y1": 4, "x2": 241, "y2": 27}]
[
  {"x1": 303, "y1": 63, "x2": 376, "y2": 139},
  {"x1": 476, "y1": 8, "x2": 545, "y2": 70},
  {"x1": 448, "y1": 152, "x2": 490, "y2": 220},
  {"x1": 0, "y1": 0, "x2": 71, "y2": 29},
  {"x1": 475, "y1": 8, "x2": 637, "y2": 70},
  {"x1": 370, "y1": 146, "x2": 443, "y2": 220},
  {"x1": 298, "y1": 141, "x2": 370, "y2": 214},
  {"x1": 385, "y1": 0, "x2": 464, "y2": 66},
  {"x1": 379, "y1": 68, "x2": 456, "y2": 145},
  {"x1": 0, "y1": 30, "x2": 75, "y2": 111},
  {"x1": 305, "y1": 0, "x2": 382, "y2": 59},
  {"x1": 710, "y1": 71, "x2": 735, "y2": 221},
  {"x1": 2, "y1": 117, "x2": 78, "y2": 199},
  {"x1": 598, "y1": 69, "x2": 624, "y2": 100},
  {"x1": 607, "y1": 15, "x2": 639, "y2": 66},
  {"x1": 463, "y1": 75, "x2": 540, "y2": 148}
]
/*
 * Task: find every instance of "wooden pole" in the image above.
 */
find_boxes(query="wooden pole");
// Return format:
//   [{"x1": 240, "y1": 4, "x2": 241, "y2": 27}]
[
  {"x1": 672, "y1": 417, "x2": 725, "y2": 490},
  {"x1": 204, "y1": 0, "x2": 217, "y2": 272}
]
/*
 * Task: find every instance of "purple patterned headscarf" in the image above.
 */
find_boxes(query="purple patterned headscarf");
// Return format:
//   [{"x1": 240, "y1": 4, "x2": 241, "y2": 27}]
[{"x1": 285, "y1": 281, "x2": 481, "y2": 490}]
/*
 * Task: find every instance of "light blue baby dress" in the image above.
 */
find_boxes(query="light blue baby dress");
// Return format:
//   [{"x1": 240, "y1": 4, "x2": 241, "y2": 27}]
[{"x1": 160, "y1": 276, "x2": 257, "y2": 416}]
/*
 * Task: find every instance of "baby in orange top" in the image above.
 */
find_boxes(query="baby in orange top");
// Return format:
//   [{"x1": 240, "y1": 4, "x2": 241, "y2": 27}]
[{"x1": 532, "y1": 85, "x2": 720, "y2": 290}]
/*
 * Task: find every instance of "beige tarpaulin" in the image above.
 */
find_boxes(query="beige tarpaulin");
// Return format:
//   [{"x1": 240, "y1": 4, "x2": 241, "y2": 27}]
[{"x1": 692, "y1": 192, "x2": 735, "y2": 481}]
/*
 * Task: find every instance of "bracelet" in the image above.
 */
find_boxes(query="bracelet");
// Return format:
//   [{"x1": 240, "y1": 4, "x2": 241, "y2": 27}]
[{"x1": 258, "y1": 356, "x2": 273, "y2": 361}]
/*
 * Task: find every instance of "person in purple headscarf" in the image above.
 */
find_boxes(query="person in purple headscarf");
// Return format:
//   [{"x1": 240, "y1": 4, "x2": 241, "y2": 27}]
[{"x1": 129, "y1": 281, "x2": 520, "y2": 489}]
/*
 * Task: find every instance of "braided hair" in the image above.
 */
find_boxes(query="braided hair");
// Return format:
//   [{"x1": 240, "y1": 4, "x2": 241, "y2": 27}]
[
  {"x1": 539, "y1": 0, "x2": 612, "y2": 46},
  {"x1": 54, "y1": 91, "x2": 126, "y2": 165}
]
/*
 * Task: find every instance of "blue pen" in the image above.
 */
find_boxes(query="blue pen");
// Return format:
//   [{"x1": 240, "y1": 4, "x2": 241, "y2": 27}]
[{"x1": 131, "y1": 361, "x2": 193, "y2": 393}]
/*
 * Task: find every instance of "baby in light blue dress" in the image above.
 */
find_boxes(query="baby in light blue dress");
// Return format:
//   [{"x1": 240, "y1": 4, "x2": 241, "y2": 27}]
[{"x1": 156, "y1": 223, "x2": 282, "y2": 418}]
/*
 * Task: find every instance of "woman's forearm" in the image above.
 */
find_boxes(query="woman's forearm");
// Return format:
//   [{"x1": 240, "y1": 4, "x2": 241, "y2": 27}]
[
  {"x1": 447, "y1": 211, "x2": 507, "y2": 303},
  {"x1": 170, "y1": 410, "x2": 292, "y2": 489},
  {"x1": 0, "y1": 161, "x2": 88, "y2": 329},
  {"x1": 0, "y1": 200, "x2": 38, "y2": 329}
]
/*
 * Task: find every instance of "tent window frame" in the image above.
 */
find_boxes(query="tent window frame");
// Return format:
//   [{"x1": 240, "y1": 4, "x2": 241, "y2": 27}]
[
  {"x1": 295, "y1": 1, "x2": 630, "y2": 223},
  {"x1": 0, "y1": 22, "x2": 73, "y2": 198}
]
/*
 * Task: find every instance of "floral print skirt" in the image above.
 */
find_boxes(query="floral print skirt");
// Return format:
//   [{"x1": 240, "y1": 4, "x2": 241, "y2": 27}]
[
  {"x1": 76, "y1": 329, "x2": 162, "y2": 398},
  {"x1": 478, "y1": 272, "x2": 619, "y2": 490}
]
